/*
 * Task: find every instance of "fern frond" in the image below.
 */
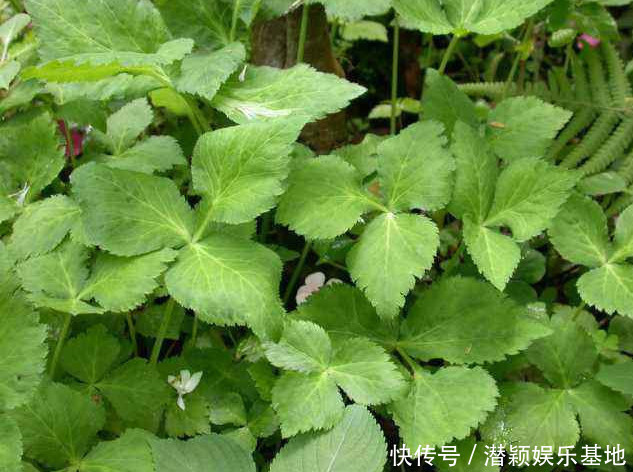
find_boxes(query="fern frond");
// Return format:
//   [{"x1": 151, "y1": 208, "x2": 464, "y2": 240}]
[{"x1": 579, "y1": 117, "x2": 633, "y2": 176}]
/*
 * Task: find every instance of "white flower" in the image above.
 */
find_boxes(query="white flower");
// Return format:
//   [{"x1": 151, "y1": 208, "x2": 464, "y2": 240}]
[
  {"x1": 167, "y1": 370, "x2": 203, "y2": 411},
  {"x1": 295, "y1": 272, "x2": 343, "y2": 305},
  {"x1": 239, "y1": 65, "x2": 248, "y2": 82},
  {"x1": 9, "y1": 182, "x2": 30, "y2": 206}
]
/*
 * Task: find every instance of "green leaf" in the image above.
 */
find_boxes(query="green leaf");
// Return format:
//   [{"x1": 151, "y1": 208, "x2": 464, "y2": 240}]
[
  {"x1": 106, "y1": 136, "x2": 187, "y2": 175},
  {"x1": 191, "y1": 118, "x2": 303, "y2": 224},
  {"x1": 348, "y1": 213, "x2": 439, "y2": 319},
  {"x1": 0, "y1": 61, "x2": 20, "y2": 90},
  {"x1": 596, "y1": 360, "x2": 633, "y2": 396},
  {"x1": 72, "y1": 163, "x2": 194, "y2": 256},
  {"x1": 12, "y1": 382, "x2": 105, "y2": 469},
  {"x1": 449, "y1": 122, "x2": 498, "y2": 222},
  {"x1": 484, "y1": 158, "x2": 578, "y2": 242},
  {"x1": 609, "y1": 315, "x2": 633, "y2": 353},
  {"x1": 165, "y1": 235, "x2": 283, "y2": 339},
  {"x1": 151, "y1": 434, "x2": 256, "y2": 472},
  {"x1": 212, "y1": 64, "x2": 366, "y2": 124},
  {"x1": 612, "y1": 204, "x2": 633, "y2": 263},
  {"x1": 264, "y1": 321, "x2": 332, "y2": 373},
  {"x1": 60, "y1": 325, "x2": 121, "y2": 385},
  {"x1": 177, "y1": 43, "x2": 246, "y2": 101},
  {"x1": 0, "y1": 196, "x2": 17, "y2": 224},
  {"x1": 272, "y1": 371, "x2": 344, "y2": 438},
  {"x1": 577, "y1": 264, "x2": 633, "y2": 317},
  {"x1": 578, "y1": 171, "x2": 628, "y2": 196},
  {"x1": 276, "y1": 155, "x2": 378, "y2": 239},
  {"x1": 436, "y1": 437, "x2": 499, "y2": 472},
  {"x1": 377, "y1": 121, "x2": 454, "y2": 212},
  {"x1": 486, "y1": 97, "x2": 572, "y2": 161},
  {"x1": 422, "y1": 70, "x2": 479, "y2": 134},
  {"x1": 96, "y1": 358, "x2": 171, "y2": 432},
  {"x1": 81, "y1": 249, "x2": 177, "y2": 312},
  {"x1": 103, "y1": 98, "x2": 153, "y2": 154},
  {"x1": 505, "y1": 382, "x2": 579, "y2": 450},
  {"x1": 400, "y1": 277, "x2": 551, "y2": 364},
  {"x1": 341, "y1": 21, "x2": 389, "y2": 42},
  {"x1": 549, "y1": 193, "x2": 610, "y2": 267},
  {"x1": 165, "y1": 394, "x2": 210, "y2": 438},
  {"x1": 270, "y1": 405, "x2": 387, "y2": 472},
  {"x1": 390, "y1": 366, "x2": 498, "y2": 447},
  {"x1": 463, "y1": 217, "x2": 521, "y2": 291},
  {"x1": 9, "y1": 195, "x2": 81, "y2": 260},
  {"x1": 526, "y1": 314, "x2": 598, "y2": 388},
  {"x1": 79, "y1": 429, "x2": 154, "y2": 472},
  {"x1": 136, "y1": 303, "x2": 185, "y2": 341},
  {"x1": 0, "y1": 415, "x2": 22, "y2": 472},
  {"x1": 209, "y1": 392, "x2": 247, "y2": 426},
  {"x1": 394, "y1": 0, "x2": 557, "y2": 35},
  {"x1": 0, "y1": 14, "x2": 31, "y2": 47},
  {"x1": 309, "y1": 0, "x2": 392, "y2": 21},
  {"x1": 333, "y1": 134, "x2": 384, "y2": 178}
]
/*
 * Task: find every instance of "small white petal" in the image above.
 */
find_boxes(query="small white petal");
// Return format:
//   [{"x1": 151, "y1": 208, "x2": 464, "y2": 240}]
[
  {"x1": 305, "y1": 272, "x2": 326, "y2": 288},
  {"x1": 184, "y1": 371, "x2": 203, "y2": 393},
  {"x1": 179, "y1": 370, "x2": 192, "y2": 384},
  {"x1": 326, "y1": 278, "x2": 343, "y2": 286},
  {"x1": 177, "y1": 395, "x2": 186, "y2": 411}
]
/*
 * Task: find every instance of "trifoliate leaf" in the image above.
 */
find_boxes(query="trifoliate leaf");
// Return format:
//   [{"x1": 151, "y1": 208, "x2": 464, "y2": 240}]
[
  {"x1": 9, "y1": 195, "x2": 81, "y2": 260},
  {"x1": 72, "y1": 163, "x2": 194, "y2": 256},
  {"x1": 151, "y1": 434, "x2": 256, "y2": 472},
  {"x1": 264, "y1": 321, "x2": 332, "y2": 374},
  {"x1": 390, "y1": 366, "x2": 498, "y2": 448},
  {"x1": 212, "y1": 64, "x2": 366, "y2": 124},
  {"x1": 12, "y1": 382, "x2": 105, "y2": 469},
  {"x1": 486, "y1": 97, "x2": 572, "y2": 161},
  {"x1": 81, "y1": 249, "x2": 177, "y2": 312},
  {"x1": 549, "y1": 193, "x2": 610, "y2": 268},
  {"x1": 165, "y1": 394, "x2": 210, "y2": 438},
  {"x1": 106, "y1": 136, "x2": 187, "y2": 175},
  {"x1": 79, "y1": 429, "x2": 154, "y2": 472},
  {"x1": 526, "y1": 314, "x2": 598, "y2": 388},
  {"x1": 276, "y1": 155, "x2": 379, "y2": 239},
  {"x1": 272, "y1": 371, "x2": 344, "y2": 438},
  {"x1": 394, "y1": 0, "x2": 557, "y2": 36},
  {"x1": 377, "y1": 121, "x2": 454, "y2": 212},
  {"x1": 177, "y1": 43, "x2": 246, "y2": 101},
  {"x1": 612, "y1": 204, "x2": 633, "y2": 263},
  {"x1": 294, "y1": 284, "x2": 399, "y2": 347},
  {"x1": 308, "y1": 0, "x2": 391, "y2": 21},
  {"x1": 348, "y1": 213, "x2": 439, "y2": 319},
  {"x1": 577, "y1": 264, "x2": 633, "y2": 317},
  {"x1": 484, "y1": 158, "x2": 578, "y2": 242},
  {"x1": 0, "y1": 415, "x2": 21, "y2": 472},
  {"x1": 165, "y1": 235, "x2": 283, "y2": 339},
  {"x1": 463, "y1": 217, "x2": 521, "y2": 291},
  {"x1": 96, "y1": 358, "x2": 171, "y2": 432},
  {"x1": 422, "y1": 70, "x2": 479, "y2": 134},
  {"x1": 505, "y1": 382, "x2": 579, "y2": 450},
  {"x1": 191, "y1": 118, "x2": 303, "y2": 224},
  {"x1": 60, "y1": 325, "x2": 121, "y2": 385},
  {"x1": 103, "y1": 98, "x2": 153, "y2": 154},
  {"x1": 400, "y1": 277, "x2": 551, "y2": 364},
  {"x1": 270, "y1": 405, "x2": 387, "y2": 472},
  {"x1": 596, "y1": 360, "x2": 633, "y2": 396}
]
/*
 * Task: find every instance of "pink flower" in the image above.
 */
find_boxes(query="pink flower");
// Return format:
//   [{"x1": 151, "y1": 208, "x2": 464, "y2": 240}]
[
  {"x1": 295, "y1": 272, "x2": 343, "y2": 305},
  {"x1": 57, "y1": 120, "x2": 84, "y2": 157},
  {"x1": 577, "y1": 33, "x2": 600, "y2": 49}
]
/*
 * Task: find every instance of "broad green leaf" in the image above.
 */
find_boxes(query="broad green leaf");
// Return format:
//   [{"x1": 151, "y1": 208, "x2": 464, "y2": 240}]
[
  {"x1": 96, "y1": 358, "x2": 171, "y2": 432},
  {"x1": 177, "y1": 43, "x2": 246, "y2": 101},
  {"x1": 192, "y1": 119, "x2": 302, "y2": 225},
  {"x1": 341, "y1": 21, "x2": 389, "y2": 42},
  {"x1": 505, "y1": 383, "x2": 579, "y2": 450},
  {"x1": 106, "y1": 136, "x2": 187, "y2": 174},
  {"x1": 208, "y1": 392, "x2": 247, "y2": 426},
  {"x1": 577, "y1": 264, "x2": 633, "y2": 317},
  {"x1": 484, "y1": 158, "x2": 578, "y2": 242},
  {"x1": 12, "y1": 382, "x2": 105, "y2": 469},
  {"x1": 264, "y1": 321, "x2": 332, "y2": 373},
  {"x1": 72, "y1": 163, "x2": 194, "y2": 256},
  {"x1": 81, "y1": 249, "x2": 177, "y2": 312},
  {"x1": 333, "y1": 134, "x2": 384, "y2": 178},
  {"x1": 0, "y1": 111, "x2": 65, "y2": 197},
  {"x1": 60, "y1": 325, "x2": 121, "y2": 385},
  {"x1": 309, "y1": 0, "x2": 392, "y2": 21},
  {"x1": 422, "y1": 70, "x2": 479, "y2": 134},
  {"x1": 394, "y1": 0, "x2": 557, "y2": 36},
  {"x1": 0, "y1": 196, "x2": 17, "y2": 224},
  {"x1": 102, "y1": 98, "x2": 153, "y2": 154},
  {"x1": 165, "y1": 394, "x2": 210, "y2": 438},
  {"x1": 390, "y1": 366, "x2": 498, "y2": 447},
  {"x1": 272, "y1": 371, "x2": 344, "y2": 438},
  {"x1": 578, "y1": 171, "x2": 628, "y2": 196},
  {"x1": 609, "y1": 316, "x2": 633, "y2": 353},
  {"x1": 151, "y1": 434, "x2": 256, "y2": 472},
  {"x1": 449, "y1": 122, "x2": 498, "y2": 222},
  {"x1": 526, "y1": 314, "x2": 598, "y2": 388},
  {"x1": 79, "y1": 429, "x2": 154, "y2": 472},
  {"x1": 0, "y1": 14, "x2": 31, "y2": 47},
  {"x1": 270, "y1": 405, "x2": 387, "y2": 472},
  {"x1": 549, "y1": 193, "x2": 610, "y2": 267},
  {"x1": 400, "y1": 277, "x2": 551, "y2": 364},
  {"x1": 165, "y1": 235, "x2": 283, "y2": 339},
  {"x1": 348, "y1": 213, "x2": 439, "y2": 319},
  {"x1": 436, "y1": 437, "x2": 499, "y2": 472},
  {"x1": 9, "y1": 195, "x2": 81, "y2": 260},
  {"x1": 612, "y1": 204, "x2": 633, "y2": 263},
  {"x1": 463, "y1": 217, "x2": 521, "y2": 291},
  {"x1": 212, "y1": 64, "x2": 366, "y2": 124},
  {"x1": 377, "y1": 121, "x2": 453, "y2": 212},
  {"x1": 486, "y1": 97, "x2": 572, "y2": 161},
  {"x1": 596, "y1": 360, "x2": 633, "y2": 396},
  {"x1": 276, "y1": 155, "x2": 378, "y2": 239},
  {"x1": 0, "y1": 61, "x2": 20, "y2": 90},
  {"x1": 0, "y1": 415, "x2": 21, "y2": 472}
]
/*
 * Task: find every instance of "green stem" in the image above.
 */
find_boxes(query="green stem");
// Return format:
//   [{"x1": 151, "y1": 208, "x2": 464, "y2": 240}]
[
  {"x1": 50, "y1": 313, "x2": 72, "y2": 379},
  {"x1": 184, "y1": 96, "x2": 210, "y2": 135},
  {"x1": 297, "y1": 4, "x2": 310, "y2": 63},
  {"x1": 62, "y1": 120, "x2": 76, "y2": 168},
  {"x1": 283, "y1": 240, "x2": 312, "y2": 304},
  {"x1": 503, "y1": 21, "x2": 534, "y2": 99},
  {"x1": 230, "y1": 0, "x2": 242, "y2": 42},
  {"x1": 190, "y1": 313, "x2": 199, "y2": 349},
  {"x1": 150, "y1": 298, "x2": 176, "y2": 366},
  {"x1": 396, "y1": 346, "x2": 417, "y2": 377},
  {"x1": 390, "y1": 18, "x2": 400, "y2": 136},
  {"x1": 438, "y1": 35, "x2": 460, "y2": 75},
  {"x1": 126, "y1": 312, "x2": 139, "y2": 357},
  {"x1": 259, "y1": 212, "x2": 273, "y2": 243}
]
